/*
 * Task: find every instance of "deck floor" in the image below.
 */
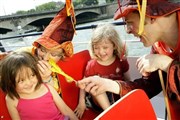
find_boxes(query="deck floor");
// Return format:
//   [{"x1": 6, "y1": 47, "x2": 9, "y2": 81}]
[{"x1": 151, "y1": 92, "x2": 165, "y2": 119}]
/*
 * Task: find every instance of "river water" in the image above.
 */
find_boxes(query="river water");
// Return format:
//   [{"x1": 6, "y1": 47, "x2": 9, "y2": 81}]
[{"x1": 0, "y1": 18, "x2": 150, "y2": 56}]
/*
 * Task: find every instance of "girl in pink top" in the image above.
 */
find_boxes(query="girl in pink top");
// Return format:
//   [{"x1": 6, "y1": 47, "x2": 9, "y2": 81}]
[{"x1": 0, "y1": 51, "x2": 78, "y2": 120}]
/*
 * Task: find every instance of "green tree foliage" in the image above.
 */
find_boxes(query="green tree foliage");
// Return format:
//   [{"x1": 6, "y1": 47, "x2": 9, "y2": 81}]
[
  {"x1": 14, "y1": 1, "x2": 61, "y2": 15},
  {"x1": 27, "y1": 9, "x2": 36, "y2": 13},
  {"x1": 82, "y1": 0, "x2": 98, "y2": 6},
  {"x1": 106, "y1": 0, "x2": 115, "y2": 3},
  {"x1": 35, "y1": 2, "x2": 56, "y2": 12},
  {"x1": 73, "y1": 0, "x2": 98, "y2": 7},
  {"x1": 15, "y1": 10, "x2": 27, "y2": 14},
  {"x1": 16, "y1": 9, "x2": 36, "y2": 14}
]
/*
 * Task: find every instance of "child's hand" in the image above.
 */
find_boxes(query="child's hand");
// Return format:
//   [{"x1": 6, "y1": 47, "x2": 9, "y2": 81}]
[
  {"x1": 37, "y1": 60, "x2": 52, "y2": 81},
  {"x1": 74, "y1": 102, "x2": 87, "y2": 119}
]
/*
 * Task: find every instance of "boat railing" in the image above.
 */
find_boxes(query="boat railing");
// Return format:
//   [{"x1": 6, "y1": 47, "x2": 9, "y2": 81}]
[
  {"x1": 0, "y1": 21, "x2": 125, "y2": 40},
  {"x1": 0, "y1": 40, "x2": 150, "y2": 57},
  {"x1": 0, "y1": 21, "x2": 150, "y2": 56}
]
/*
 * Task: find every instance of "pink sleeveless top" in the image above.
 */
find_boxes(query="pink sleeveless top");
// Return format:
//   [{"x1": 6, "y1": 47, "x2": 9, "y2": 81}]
[{"x1": 17, "y1": 84, "x2": 66, "y2": 120}]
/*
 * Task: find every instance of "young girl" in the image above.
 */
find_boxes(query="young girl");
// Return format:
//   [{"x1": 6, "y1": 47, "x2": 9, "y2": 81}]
[
  {"x1": 75, "y1": 23, "x2": 131, "y2": 118},
  {"x1": 0, "y1": 51, "x2": 78, "y2": 120}
]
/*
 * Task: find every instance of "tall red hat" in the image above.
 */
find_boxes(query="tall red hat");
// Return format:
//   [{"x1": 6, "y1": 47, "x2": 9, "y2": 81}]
[
  {"x1": 114, "y1": 0, "x2": 180, "y2": 20},
  {"x1": 33, "y1": 5, "x2": 76, "y2": 57}
]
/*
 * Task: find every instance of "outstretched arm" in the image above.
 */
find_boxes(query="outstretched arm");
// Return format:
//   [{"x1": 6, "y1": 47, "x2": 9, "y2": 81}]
[
  {"x1": 74, "y1": 89, "x2": 86, "y2": 119},
  {"x1": 78, "y1": 71, "x2": 163, "y2": 99},
  {"x1": 77, "y1": 76, "x2": 120, "y2": 96},
  {"x1": 48, "y1": 84, "x2": 79, "y2": 120}
]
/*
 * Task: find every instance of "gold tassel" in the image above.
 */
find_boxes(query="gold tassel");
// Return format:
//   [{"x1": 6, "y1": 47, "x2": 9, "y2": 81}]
[
  {"x1": 52, "y1": 72, "x2": 61, "y2": 94},
  {"x1": 158, "y1": 70, "x2": 171, "y2": 120},
  {"x1": 136, "y1": 0, "x2": 147, "y2": 35}
]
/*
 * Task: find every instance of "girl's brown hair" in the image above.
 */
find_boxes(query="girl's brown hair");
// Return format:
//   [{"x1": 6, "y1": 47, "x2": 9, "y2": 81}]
[{"x1": 0, "y1": 51, "x2": 43, "y2": 99}]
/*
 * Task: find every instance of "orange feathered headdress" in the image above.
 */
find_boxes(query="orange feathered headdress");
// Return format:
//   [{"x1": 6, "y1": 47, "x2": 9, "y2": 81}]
[{"x1": 33, "y1": 0, "x2": 76, "y2": 57}]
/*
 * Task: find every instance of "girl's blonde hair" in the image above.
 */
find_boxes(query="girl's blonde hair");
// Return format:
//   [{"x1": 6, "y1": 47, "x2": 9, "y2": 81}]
[{"x1": 90, "y1": 23, "x2": 127, "y2": 59}]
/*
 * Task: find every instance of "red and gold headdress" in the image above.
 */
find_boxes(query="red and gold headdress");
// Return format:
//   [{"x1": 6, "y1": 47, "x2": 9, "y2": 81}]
[
  {"x1": 33, "y1": 0, "x2": 76, "y2": 57},
  {"x1": 114, "y1": 0, "x2": 180, "y2": 35}
]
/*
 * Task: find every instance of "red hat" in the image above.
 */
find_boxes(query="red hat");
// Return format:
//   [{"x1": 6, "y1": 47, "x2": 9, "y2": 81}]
[
  {"x1": 33, "y1": 6, "x2": 75, "y2": 57},
  {"x1": 114, "y1": 0, "x2": 180, "y2": 20}
]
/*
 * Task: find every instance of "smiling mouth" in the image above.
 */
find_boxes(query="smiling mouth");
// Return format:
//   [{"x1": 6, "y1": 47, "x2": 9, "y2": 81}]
[{"x1": 26, "y1": 84, "x2": 34, "y2": 89}]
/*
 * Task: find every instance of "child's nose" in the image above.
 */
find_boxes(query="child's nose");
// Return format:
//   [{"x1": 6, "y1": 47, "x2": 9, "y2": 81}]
[{"x1": 43, "y1": 53, "x2": 50, "y2": 61}]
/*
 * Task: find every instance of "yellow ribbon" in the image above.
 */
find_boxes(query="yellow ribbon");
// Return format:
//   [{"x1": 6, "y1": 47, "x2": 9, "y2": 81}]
[
  {"x1": 136, "y1": 0, "x2": 147, "y2": 35},
  {"x1": 52, "y1": 73, "x2": 61, "y2": 94},
  {"x1": 49, "y1": 59, "x2": 74, "y2": 83}
]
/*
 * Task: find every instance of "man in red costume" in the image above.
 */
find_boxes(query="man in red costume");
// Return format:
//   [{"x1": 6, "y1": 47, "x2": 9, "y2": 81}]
[{"x1": 78, "y1": 0, "x2": 180, "y2": 119}]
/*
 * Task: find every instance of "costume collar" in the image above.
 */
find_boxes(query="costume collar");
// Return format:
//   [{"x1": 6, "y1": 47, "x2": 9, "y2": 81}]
[{"x1": 153, "y1": 11, "x2": 180, "y2": 59}]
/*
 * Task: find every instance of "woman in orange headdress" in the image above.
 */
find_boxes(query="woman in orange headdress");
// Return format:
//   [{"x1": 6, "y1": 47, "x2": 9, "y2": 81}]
[{"x1": 31, "y1": 5, "x2": 75, "y2": 94}]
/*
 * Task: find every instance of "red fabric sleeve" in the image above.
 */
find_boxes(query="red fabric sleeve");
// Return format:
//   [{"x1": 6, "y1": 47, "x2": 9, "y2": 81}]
[
  {"x1": 119, "y1": 70, "x2": 163, "y2": 98},
  {"x1": 167, "y1": 60, "x2": 180, "y2": 102},
  {"x1": 166, "y1": 60, "x2": 180, "y2": 120}
]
